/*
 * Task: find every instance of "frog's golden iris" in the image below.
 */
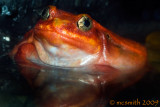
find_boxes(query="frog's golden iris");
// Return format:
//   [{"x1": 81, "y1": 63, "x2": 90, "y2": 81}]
[
  {"x1": 77, "y1": 16, "x2": 92, "y2": 31},
  {"x1": 41, "y1": 7, "x2": 50, "y2": 20}
]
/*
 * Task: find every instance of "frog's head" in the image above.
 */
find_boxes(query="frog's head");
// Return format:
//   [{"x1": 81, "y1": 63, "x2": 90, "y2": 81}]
[
  {"x1": 35, "y1": 6, "x2": 101, "y2": 53},
  {"x1": 21, "y1": 6, "x2": 147, "y2": 72},
  {"x1": 33, "y1": 6, "x2": 102, "y2": 67}
]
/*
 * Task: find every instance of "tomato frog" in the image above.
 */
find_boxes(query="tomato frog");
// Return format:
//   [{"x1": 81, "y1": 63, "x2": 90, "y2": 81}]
[
  {"x1": 10, "y1": 5, "x2": 148, "y2": 107},
  {"x1": 11, "y1": 6, "x2": 147, "y2": 72}
]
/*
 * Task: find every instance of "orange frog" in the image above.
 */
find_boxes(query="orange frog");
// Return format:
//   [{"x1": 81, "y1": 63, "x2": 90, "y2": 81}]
[
  {"x1": 11, "y1": 6, "x2": 147, "y2": 71},
  {"x1": 11, "y1": 6, "x2": 147, "y2": 107}
]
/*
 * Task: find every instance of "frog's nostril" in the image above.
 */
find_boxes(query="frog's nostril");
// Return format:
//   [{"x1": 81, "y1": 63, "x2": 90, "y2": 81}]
[{"x1": 106, "y1": 34, "x2": 110, "y2": 39}]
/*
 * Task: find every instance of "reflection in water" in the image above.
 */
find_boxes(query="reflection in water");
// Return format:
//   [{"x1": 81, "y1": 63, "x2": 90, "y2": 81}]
[
  {"x1": 19, "y1": 65, "x2": 120, "y2": 107},
  {"x1": 0, "y1": 54, "x2": 150, "y2": 107}
]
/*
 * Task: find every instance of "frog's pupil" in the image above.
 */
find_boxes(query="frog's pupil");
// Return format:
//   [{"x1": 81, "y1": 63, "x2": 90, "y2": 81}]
[
  {"x1": 84, "y1": 19, "x2": 90, "y2": 27},
  {"x1": 42, "y1": 8, "x2": 47, "y2": 17}
]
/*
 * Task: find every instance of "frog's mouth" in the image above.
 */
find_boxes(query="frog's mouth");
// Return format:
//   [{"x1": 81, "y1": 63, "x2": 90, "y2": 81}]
[
  {"x1": 33, "y1": 27, "x2": 101, "y2": 53},
  {"x1": 32, "y1": 35, "x2": 99, "y2": 67}
]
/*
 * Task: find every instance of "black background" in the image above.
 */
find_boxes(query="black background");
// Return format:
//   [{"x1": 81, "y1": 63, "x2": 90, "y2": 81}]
[{"x1": 0, "y1": 0, "x2": 160, "y2": 107}]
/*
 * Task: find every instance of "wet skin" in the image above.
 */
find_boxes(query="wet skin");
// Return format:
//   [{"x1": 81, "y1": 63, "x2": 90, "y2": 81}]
[{"x1": 11, "y1": 6, "x2": 147, "y2": 78}]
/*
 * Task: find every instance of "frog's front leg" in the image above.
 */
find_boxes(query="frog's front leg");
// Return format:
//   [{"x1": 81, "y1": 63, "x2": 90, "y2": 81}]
[
  {"x1": 14, "y1": 43, "x2": 38, "y2": 66},
  {"x1": 13, "y1": 43, "x2": 41, "y2": 85}
]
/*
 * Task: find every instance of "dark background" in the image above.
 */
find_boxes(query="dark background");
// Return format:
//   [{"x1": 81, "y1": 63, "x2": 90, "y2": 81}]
[{"x1": 0, "y1": 0, "x2": 160, "y2": 107}]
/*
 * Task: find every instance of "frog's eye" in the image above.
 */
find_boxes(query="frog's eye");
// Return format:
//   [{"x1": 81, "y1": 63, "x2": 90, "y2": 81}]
[
  {"x1": 77, "y1": 16, "x2": 92, "y2": 31},
  {"x1": 41, "y1": 7, "x2": 50, "y2": 20}
]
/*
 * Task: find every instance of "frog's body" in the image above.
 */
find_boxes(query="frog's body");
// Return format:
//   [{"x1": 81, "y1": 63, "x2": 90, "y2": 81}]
[{"x1": 11, "y1": 6, "x2": 147, "y2": 73}]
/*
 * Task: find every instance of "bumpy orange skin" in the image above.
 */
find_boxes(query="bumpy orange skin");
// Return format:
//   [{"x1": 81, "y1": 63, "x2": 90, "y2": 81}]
[{"x1": 11, "y1": 6, "x2": 147, "y2": 74}]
